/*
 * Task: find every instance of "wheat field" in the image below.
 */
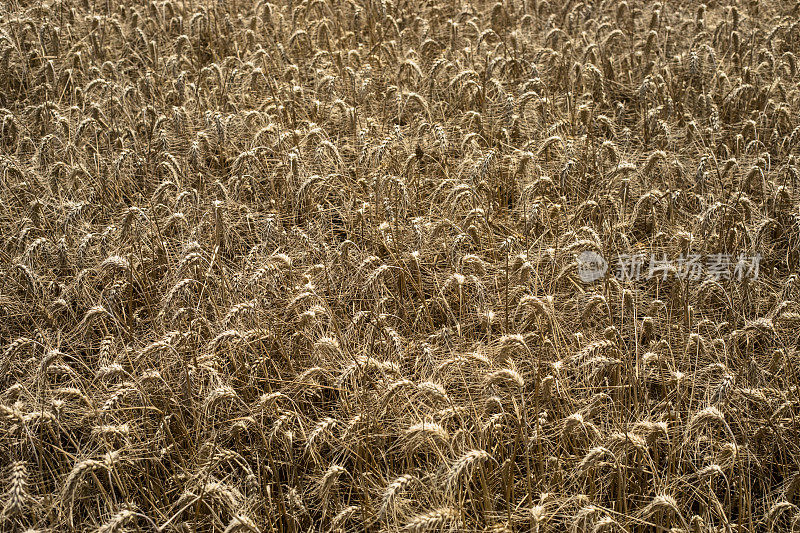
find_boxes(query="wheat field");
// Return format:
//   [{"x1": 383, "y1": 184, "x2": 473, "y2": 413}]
[{"x1": 2, "y1": 0, "x2": 800, "y2": 531}]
